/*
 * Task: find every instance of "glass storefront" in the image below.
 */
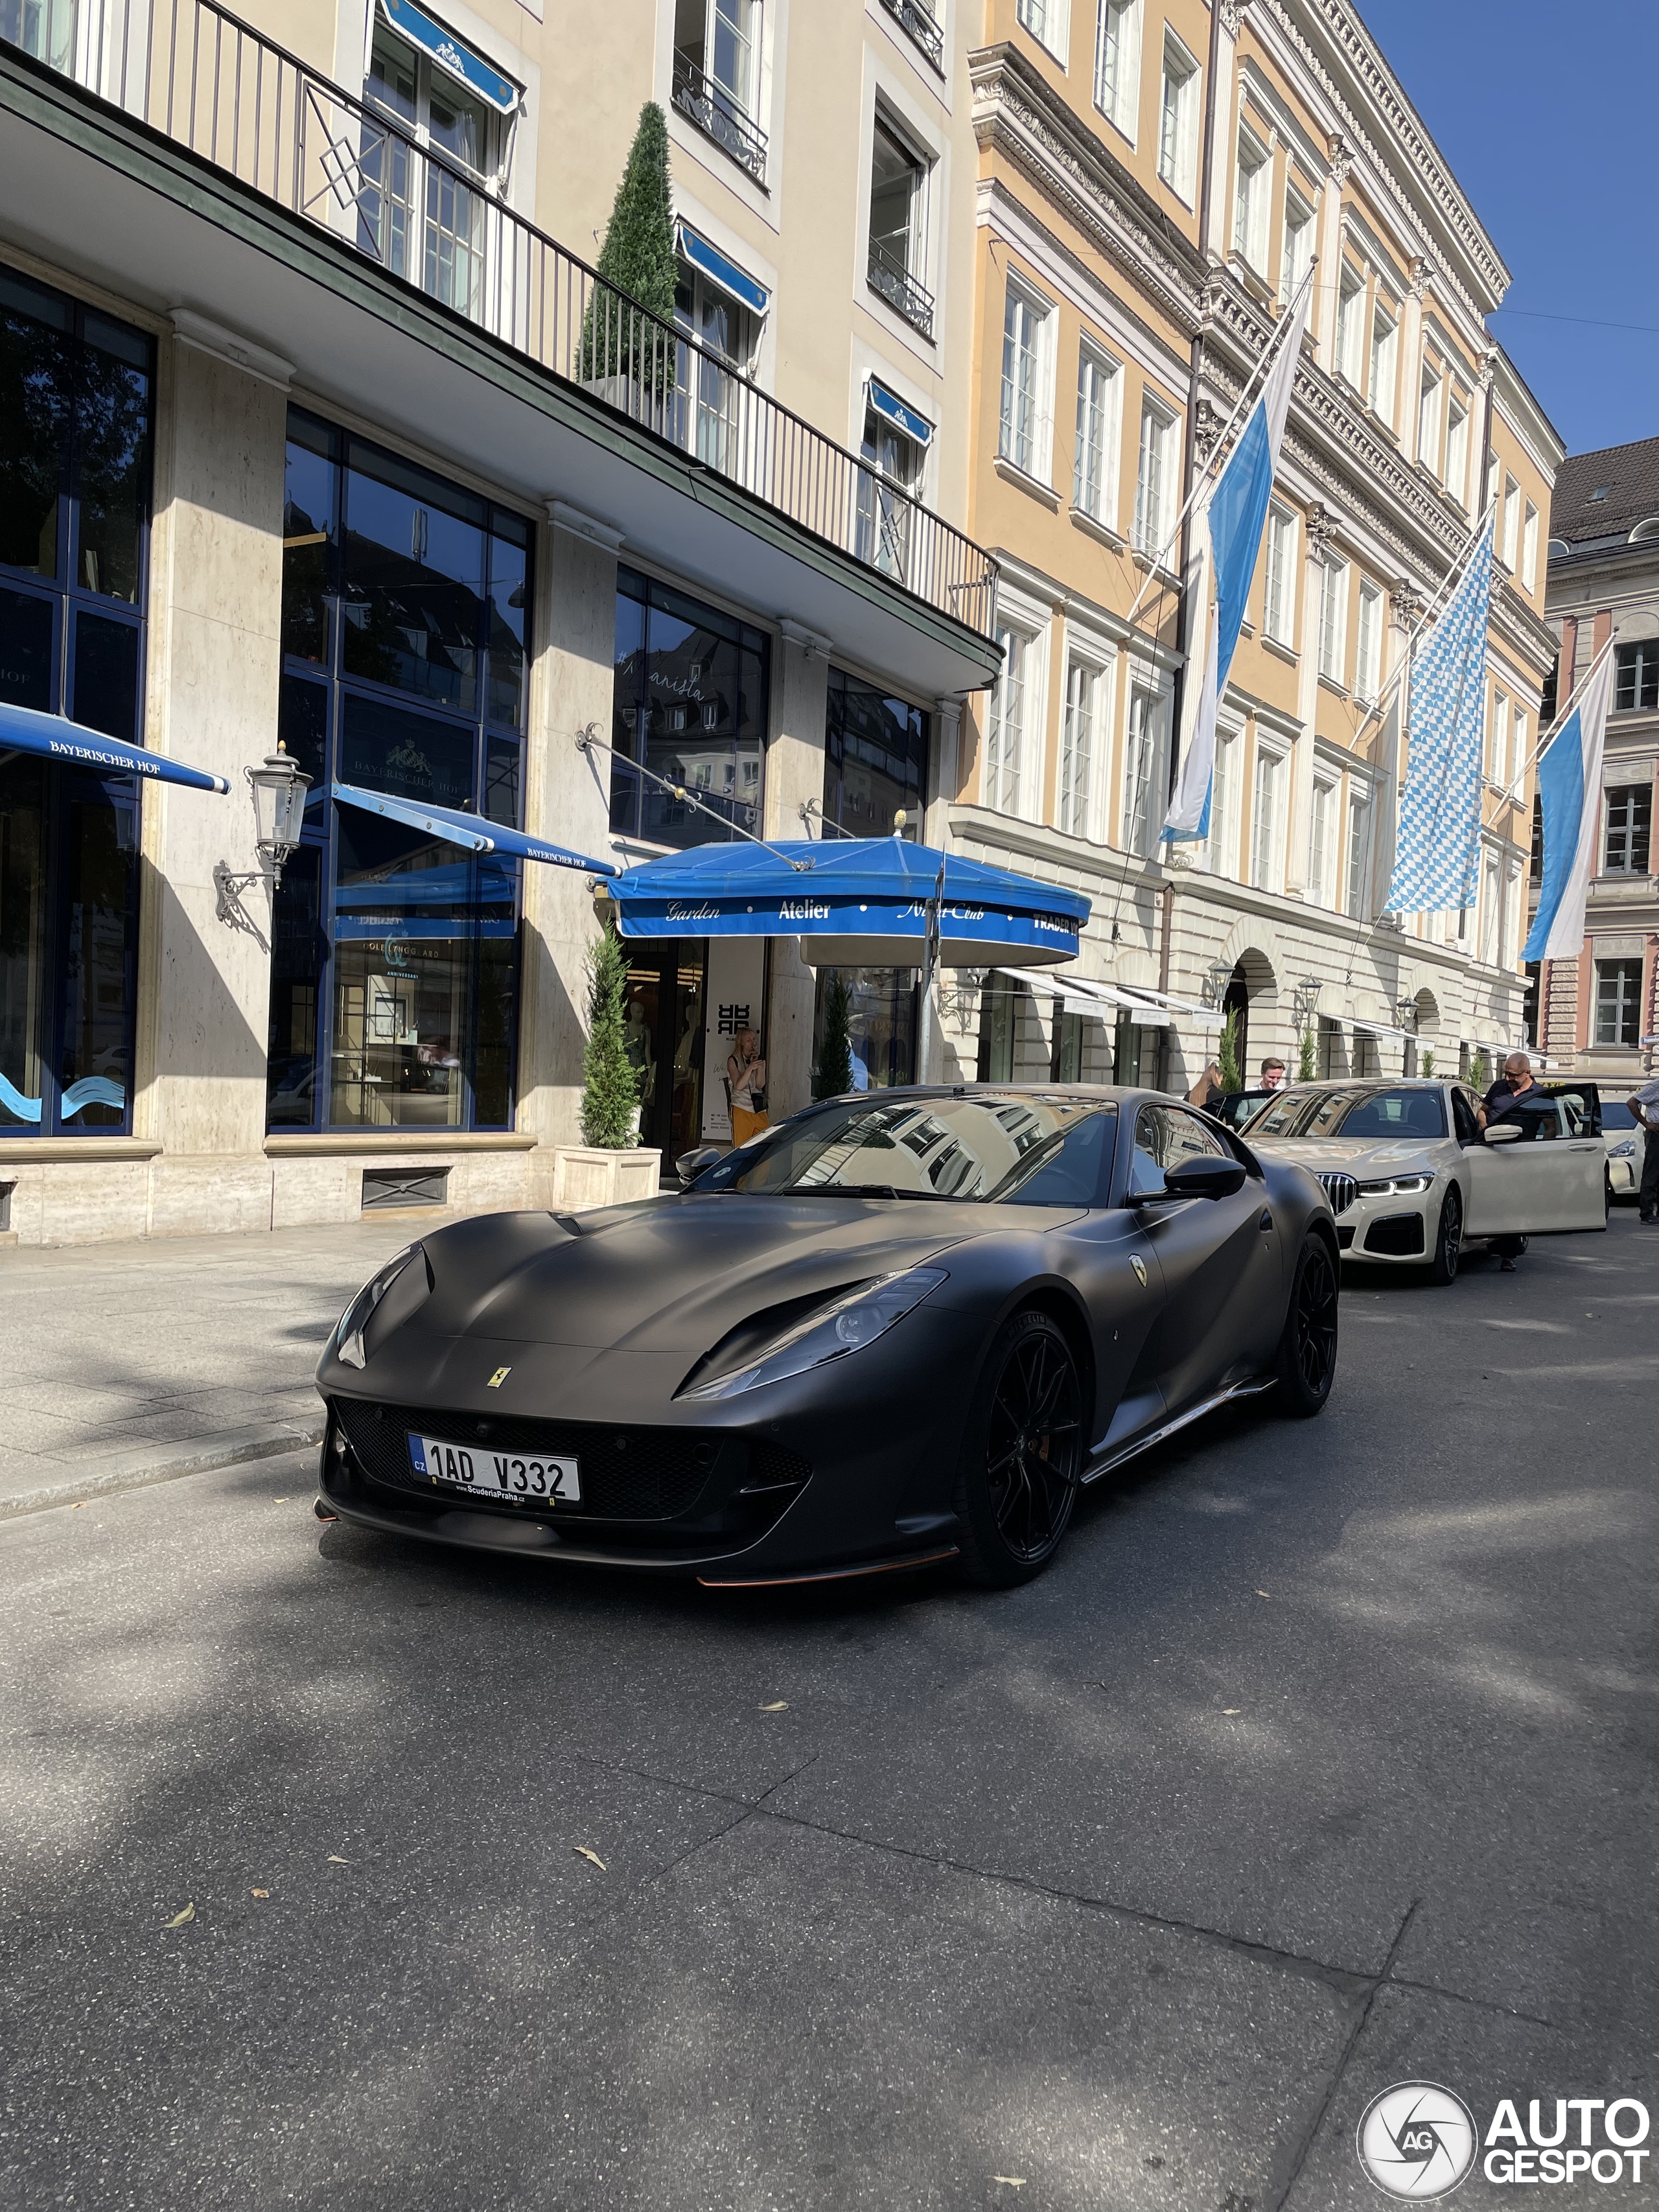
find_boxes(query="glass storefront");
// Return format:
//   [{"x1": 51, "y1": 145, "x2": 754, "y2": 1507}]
[
  {"x1": 822, "y1": 667, "x2": 929, "y2": 839},
  {"x1": 620, "y1": 938, "x2": 708, "y2": 1159},
  {"x1": 813, "y1": 966, "x2": 918, "y2": 1091},
  {"x1": 266, "y1": 408, "x2": 529, "y2": 1132},
  {"x1": 610, "y1": 566, "x2": 767, "y2": 846},
  {"x1": 0, "y1": 264, "x2": 150, "y2": 1135}
]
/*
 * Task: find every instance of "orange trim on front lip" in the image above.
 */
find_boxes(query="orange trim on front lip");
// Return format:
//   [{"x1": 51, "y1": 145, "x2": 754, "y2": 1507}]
[{"x1": 698, "y1": 1546, "x2": 959, "y2": 1589}]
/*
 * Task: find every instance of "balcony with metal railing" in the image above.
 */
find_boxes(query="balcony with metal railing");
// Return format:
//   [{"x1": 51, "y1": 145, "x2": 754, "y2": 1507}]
[
  {"x1": 876, "y1": 0, "x2": 945, "y2": 75},
  {"x1": 0, "y1": 0, "x2": 997, "y2": 680},
  {"x1": 669, "y1": 47, "x2": 768, "y2": 186},
  {"x1": 867, "y1": 238, "x2": 936, "y2": 342}
]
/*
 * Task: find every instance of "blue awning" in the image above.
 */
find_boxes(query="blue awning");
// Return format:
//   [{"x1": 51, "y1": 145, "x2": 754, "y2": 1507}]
[
  {"x1": 0, "y1": 702, "x2": 229, "y2": 792},
  {"x1": 868, "y1": 379, "x2": 933, "y2": 448},
  {"x1": 378, "y1": 0, "x2": 520, "y2": 115},
  {"x1": 332, "y1": 781, "x2": 618, "y2": 876},
  {"x1": 675, "y1": 224, "x2": 770, "y2": 316},
  {"x1": 609, "y1": 837, "x2": 1088, "y2": 967}
]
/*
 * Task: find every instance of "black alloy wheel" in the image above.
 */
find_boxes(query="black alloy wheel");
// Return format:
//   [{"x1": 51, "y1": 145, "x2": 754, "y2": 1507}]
[
  {"x1": 955, "y1": 1310, "x2": 1084, "y2": 1587},
  {"x1": 1427, "y1": 1185, "x2": 1463, "y2": 1286},
  {"x1": 1274, "y1": 1236, "x2": 1339, "y2": 1417}
]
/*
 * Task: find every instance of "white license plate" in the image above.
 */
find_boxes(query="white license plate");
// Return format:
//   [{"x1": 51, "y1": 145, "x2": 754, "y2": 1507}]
[{"x1": 409, "y1": 1433, "x2": 581, "y2": 1506}]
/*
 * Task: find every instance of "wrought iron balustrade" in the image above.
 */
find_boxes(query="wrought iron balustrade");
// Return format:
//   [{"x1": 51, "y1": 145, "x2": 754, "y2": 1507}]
[
  {"x1": 0, "y1": 0, "x2": 996, "y2": 636},
  {"x1": 867, "y1": 238, "x2": 936, "y2": 340},
  {"x1": 877, "y1": 0, "x2": 944, "y2": 73},
  {"x1": 670, "y1": 47, "x2": 767, "y2": 185}
]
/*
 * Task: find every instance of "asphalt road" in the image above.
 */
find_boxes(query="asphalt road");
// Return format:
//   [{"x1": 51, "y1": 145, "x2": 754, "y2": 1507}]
[{"x1": 3, "y1": 1217, "x2": 1656, "y2": 2212}]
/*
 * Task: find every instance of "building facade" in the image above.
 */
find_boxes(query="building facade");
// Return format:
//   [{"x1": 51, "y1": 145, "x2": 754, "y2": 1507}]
[
  {"x1": 945, "y1": 0, "x2": 1562, "y2": 1095},
  {"x1": 1535, "y1": 437, "x2": 1659, "y2": 1084},
  {"x1": 0, "y1": 0, "x2": 1000, "y2": 1244}
]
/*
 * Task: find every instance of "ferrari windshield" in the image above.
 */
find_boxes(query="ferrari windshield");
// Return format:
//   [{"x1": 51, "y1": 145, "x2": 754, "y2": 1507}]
[
  {"x1": 693, "y1": 1095, "x2": 1119, "y2": 1205},
  {"x1": 1244, "y1": 1086, "x2": 1448, "y2": 1141}
]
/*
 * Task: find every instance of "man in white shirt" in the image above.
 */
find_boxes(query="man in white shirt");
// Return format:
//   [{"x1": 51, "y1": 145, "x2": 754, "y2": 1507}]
[{"x1": 1629, "y1": 1076, "x2": 1659, "y2": 1225}]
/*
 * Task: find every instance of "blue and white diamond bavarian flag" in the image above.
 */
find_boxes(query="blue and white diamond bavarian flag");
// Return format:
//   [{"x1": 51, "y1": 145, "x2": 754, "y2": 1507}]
[
  {"x1": 1386, "y1": 511, "x2": 1496, "y2": 915},
  {"x1": 1523, "y1": 646, "x2": 1614, "y2": 962},
  {"x1": 1165, "y1": 277, "x2": 1310, "y2": 840}
]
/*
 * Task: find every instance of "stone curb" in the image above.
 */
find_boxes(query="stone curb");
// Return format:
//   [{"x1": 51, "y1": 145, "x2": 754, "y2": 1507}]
[{"x1": 0, "y1": 1418, "x2": 326, "y2": 1520}]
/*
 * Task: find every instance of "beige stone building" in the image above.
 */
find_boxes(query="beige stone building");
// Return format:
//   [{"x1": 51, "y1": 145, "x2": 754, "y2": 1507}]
[
  {"x1": 0, "y1": 0, "x2": 1001, "y2": 1244},
  {"x1": 944, "y1": 0, "x2": 1562, "y2": 1096},
  {"x1": 1534, "y1": 436, "x2": 1659, "y2": 1083}
]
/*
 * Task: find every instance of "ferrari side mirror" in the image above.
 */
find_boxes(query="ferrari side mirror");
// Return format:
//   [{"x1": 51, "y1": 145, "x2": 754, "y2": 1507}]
[
  {"x1": 1159, "y1": 1156, "x2": 1248, "y2": 1201},
  {"x1": 677, "y1": 1145, "x2": 726, "y2": 1186}
]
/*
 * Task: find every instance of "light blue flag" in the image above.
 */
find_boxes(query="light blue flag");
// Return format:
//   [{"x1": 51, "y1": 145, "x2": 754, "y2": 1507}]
[
  {"x1": 1166, "y1": 280, "x2": 1309, "y2": 840},
  {"x1": 1523, "y1": 647, "x2": 1612, "y2": 960},
  {"x1": 1386, "y1": 513, "x2": 1495, "y2": 915}
]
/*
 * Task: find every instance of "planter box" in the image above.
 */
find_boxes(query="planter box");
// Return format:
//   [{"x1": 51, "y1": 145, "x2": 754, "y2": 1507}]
[{"x1": 550, "y1": 1145, "x2": 662, "y2": 1211}]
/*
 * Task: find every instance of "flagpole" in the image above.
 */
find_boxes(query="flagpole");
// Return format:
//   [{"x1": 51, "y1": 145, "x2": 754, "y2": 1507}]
[
  {"x1": 1349, "y1": 498, "x2": 1498, "y2": 756},
  {"x1": 1512, "y1": 635, "x2": 1617, "y2": 784},
  {"x1": 1123, "y1": 262, "x2": 1317, "y2": 633}
]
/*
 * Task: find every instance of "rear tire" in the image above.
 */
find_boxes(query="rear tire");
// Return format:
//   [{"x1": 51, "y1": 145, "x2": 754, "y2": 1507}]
[
  {"x1": 954, "y1": 1310, "x2": 1084, "y2": 1588},
  {"x1": 1427, "y1": 1185, "x2": 1463, "y2": 1286},
  {"x1": 1273, "y1": 1236, "x2": 1338, "y2": 1417}
]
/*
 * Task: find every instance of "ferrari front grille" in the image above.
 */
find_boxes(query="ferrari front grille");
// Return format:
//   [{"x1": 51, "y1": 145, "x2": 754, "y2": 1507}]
[
  {"x1": 1317, "y1": 1172, "x2": 1358, "y2": 1217},
  {"x1": 331, "y1": 1399, "x2": 806, "y2": 1522}
]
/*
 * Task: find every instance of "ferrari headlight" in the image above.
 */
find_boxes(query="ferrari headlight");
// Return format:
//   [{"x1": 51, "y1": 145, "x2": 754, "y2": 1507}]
[
  {"x1": 1357, "y1": 1174, "x2": 1432, "y2": 1198},
  {"x1": 332, "y1": 1244, "x2": 423, "y2": 1370},
  {"x1": 678, "y1": 1267, "x2": 949, "y2": 1402}
]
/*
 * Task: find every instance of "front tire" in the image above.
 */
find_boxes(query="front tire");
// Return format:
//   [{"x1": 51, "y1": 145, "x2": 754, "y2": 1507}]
[
  {"x1": 1274, "y1": 1236, "x2": 1338, "y2": 1417},
  {"x1": 1427, "y1": 1185, "x2": 1463, "y2": 1286},
  {"x1": 955, "y1": 1309, "x2": 1084, "y2": 1587}
]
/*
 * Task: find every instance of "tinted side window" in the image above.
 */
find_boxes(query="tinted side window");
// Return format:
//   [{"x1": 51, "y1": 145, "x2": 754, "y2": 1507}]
[
  {"x1": 1161, "y1": 1107, "x2": 1227, "y2": 1165},
  {"x1": 1503, "y1": 1100, "x2": 1564, "y2": 1143},
  {"x1": 1452, "y1": 1089, "x2": 1478, "y2": 1145},
  {"x1": 1128, "y1": 1106, "x2": 1168, "y2": 1198}
]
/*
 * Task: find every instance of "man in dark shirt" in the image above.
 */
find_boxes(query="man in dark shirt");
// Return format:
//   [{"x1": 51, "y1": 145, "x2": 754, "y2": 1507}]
[{"x1": 1476, "y1": 1054, "x2": 1541, "y2": 1271}]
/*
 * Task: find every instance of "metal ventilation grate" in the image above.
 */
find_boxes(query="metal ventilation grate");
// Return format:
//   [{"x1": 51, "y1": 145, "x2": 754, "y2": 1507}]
[{"x1": 362, "y1": 1167, "x2": 450, "y2": 1212}]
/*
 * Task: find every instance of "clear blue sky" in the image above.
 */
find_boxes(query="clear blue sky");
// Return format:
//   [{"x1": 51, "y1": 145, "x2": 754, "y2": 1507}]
[{"x1": 1358, "y1": 0, "x2": 1658, "y2": 460}]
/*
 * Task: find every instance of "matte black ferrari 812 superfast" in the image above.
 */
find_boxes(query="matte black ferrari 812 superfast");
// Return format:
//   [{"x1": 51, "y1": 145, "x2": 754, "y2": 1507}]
[{"x1": 315, "y1": 1087, "x2": 1339, "y2": 1587}]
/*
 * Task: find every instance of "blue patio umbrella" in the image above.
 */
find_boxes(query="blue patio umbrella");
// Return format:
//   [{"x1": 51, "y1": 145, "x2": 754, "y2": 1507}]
[{"x1": 609, "y1": 837, "x2": 1088, "y2": 967}]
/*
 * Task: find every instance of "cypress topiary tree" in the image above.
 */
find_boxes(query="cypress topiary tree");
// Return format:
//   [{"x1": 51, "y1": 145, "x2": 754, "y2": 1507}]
[
  {"x1": 579, "y1": 102, "x2": 677, "y2": 397},
  {"x1": 1467, "y1": 1049, "x2": 1489, "y2": 1093},
  {"x1": 1297, "y1": 1026, "x2": 1317, "y2": 1082},
  {"x1": 1216, "y1": 1008, "x2": 1242, "y2": 1095},
  {"x1": 580, "y1": 924, "x2": 643, "y2": 1148},
  {"x1": 813, "y1": 972, "x2": 854, "y2": 1099},
  {"x1": 1420, "y1": 1049, "x2": 1435, "y2": 1078}
]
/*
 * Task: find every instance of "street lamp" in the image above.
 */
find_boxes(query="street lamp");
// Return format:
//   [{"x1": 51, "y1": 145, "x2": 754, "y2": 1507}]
[
  {"x1": 214, "y1": 743, "x2": 310, "y2": 933},
  {"x1": 1291, "y1": 977, "x2": 1321, "y2": 1029}
]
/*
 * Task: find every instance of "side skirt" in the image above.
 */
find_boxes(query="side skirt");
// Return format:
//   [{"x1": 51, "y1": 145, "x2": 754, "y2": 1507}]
[{"x1": 1082, "y1": 1377, "x2": 1277, "y2": 1485}]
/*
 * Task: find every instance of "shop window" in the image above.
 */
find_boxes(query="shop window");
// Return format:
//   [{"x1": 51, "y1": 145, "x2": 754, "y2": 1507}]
[
  {"x1": 822, "y1": 668, "x2": 929, "y2": 841},
  {"x1": 610, "y1": 566, "x2": 767, "y2": 847},
  {"x1": 266, "y1": 406, "x2": 530, "y2": 1134},
  {"x1": 814, "y1": 966, "x2": 917, "y2": 1091},
  {"x1": 977, "y1": 974, "x2": 1020, "y2": 1082},
  {"x1": 0, "y1": 264, "x2": 151, "y2": 1137}
]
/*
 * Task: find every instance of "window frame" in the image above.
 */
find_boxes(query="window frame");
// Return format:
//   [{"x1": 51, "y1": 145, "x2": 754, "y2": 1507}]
[
  {"x1": 986, "y1": 622, "x2": 1034, "y2": 819},
  {"x1": 1614, "y1": 641, "x2": 1659, "y2": 712},
  {"x1": 1417, "y1": 364, "x2": 1443, "y2": 475},
  {"x1": 1263, "y1": 503, "x2": 1297, "y2": 646},
  {"x1": 1317, "y1": 555, "x2": 1349, "y2": 686},
  {"x1": 1367, "y1": 298, "x2": 1398, "y2": 425},
  {"x1": 1133, "y1": 392, "x2": 1177, "y2": 559},
  {"x1": 1344, "y1": 785, "x2": 1373, "y2": 918},
  {"x1": 1120, "y1": 681, "x2": 1163, "y2": 857},
  {"x1": 999, "y1": 277, "x2": 1055, "y2": 485},
  {"x1": 1444, "y1": 390, "x2": 1470, "y2": 510},
  {"x1": 1604, "y1": 782, "x2": 1653, "y2": 876},
  {"x1": 1281, "y1": 185, "x2": 1314, "y2": 308},
  {"x1": 1522, "y1": 501, "x2": 1539, "y2": 592},
  {"x1": 1233, "y1": 121, "x2": 1270, "y2": 274},
  {"x1": 1059, "y1": 654, "x2": 1104, "y2": 841},
  {"x1": 1336, "y1": 263, "x2": 1365, "y2": 389},
  {"x1": 1355, "y1": 578, "x2": 1383, "y2": 704},
  {"x1": 1593, "y1": 957, "x2": 1644, "y2": 1048},
  {"x1": 1016, "y1": 0, "x2": 1072, "y2": 64},
  {"x1": 1249, "y1": 741, "x2": 1285, "y2": 892},
  {"x1": 1156, "y1": 28, "x2": 1200, "y2": 202},
  {"x1": 1072, "y1": 338, "x2": 1122, "y2": 526},
  {"x1": 1093, "y1": 0, "x2": 1141, "y2": 139},
  {"x1": 1308, "y1": 774, "x2": 1336, "y2": 908}
]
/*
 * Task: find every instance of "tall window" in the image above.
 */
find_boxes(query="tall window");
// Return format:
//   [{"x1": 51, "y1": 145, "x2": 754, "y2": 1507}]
[
  {"x1": 1205, "y1": 728, "x2": 1237, "y2": 878},
  {"x1": 1234, "y1": 127, "x2": 1270, "y2": 272},
  {"x1": 1281, "y1": 189, "x2": 1314, "y2": 306},
  {"x1": 1073, "y1": 344, "x2": 1120, "y2": 524},
  {"x1": 1317, "y1": 557, "x2": 1349, "y2": 684},
  {"x1": 1368, "y1": 302, "x2": 1398, "y2": 424},
  {"x1": 855, "y1": 403, "x2": 923, "y2": 583},
  {"x1": 1059, "y1": 660, "x2": 1100, "y2": 838},
  {"x1": 1016, "y1": 0, "x2": 1069, "y2": 60},
  {"x1": 1594, "y1": 959, "x2": 1643, "y2": 1047},
  {"x1": 362, "y1": 19, "x2": 503, "y2": 320},
  {"x1": 986, "y1": 627, "x2": 1029, "y2": 817},
  {"x1": 1355, "y1": 580, "x2": 1382, "y2": 704},
  {"x1": 1336, "y1": 266, "x2": 1365, "y2": 388},
  {"x1": 1133, "y1": 398, "x2": 1174, "y2": 556},
  {"x1": 610, "y1": 565, "x2": 767, "y2": 847},
  {"x1": 1418, "y1": 367, "x2": 1443, "y2": 473},
  {"x1": 1522, "y1": 501, "x2": 1539, "y2": 591},
  {"x1": 1614, "y1": 641, "x2": 1658, "y2": 711},
  {"x1": 1488, "y1": 688, "x2": 1509, "y2": 784},
  {"x1": 1502, "y1": 474, "x2": 1521, "y2": 570},
  {"x1": 1000, "y1": 282, "x2": 1050, "y2": 481},
  {"x1": 1308, "y1": 778, "x2": 1335, "y2": 907},
  {"x1": 1122, "y1": 685, "x2": 1159, "y2": 856},
  {"x1": 1345, "y1": 789, "x2": 1372, "y2": 916},
  {"x1": 270, "y1": 409, "x2": 532, "y2": 1135},
  {"x1": 0, "y1": 264, "x2": 151, "y2": 1140},
  {"x1": 1157, "y1": 31, "x2": 1198, "y2": 198},
  {"x1": 1250, "y1": 747, "x2": 1282, "y2": 891},
  {"x1": 1264, "y1": 506, "x2": 1296, "y2": 644},
  {"x1": 867, "y1": 119, "x2": 933, "y2": 338},
  {"x1": 673, "y1": 0, "x2": 766, "y2": 178},
  {"x1": 1511, "y1": 709, "x2": 1527, "y2": 794},
  {"x1": 674, "y1": 259, "x2": 759, "y2": 474},
  {"x1": 1479, "y1": 850, "x2": 1500, "y2": 966},
  {"x1": 1445, "y1": 391, "x2": 1470, "y2": 509},
  {"x1": 822, "y1": 668, "x2": 929, "y2": 840},
  {"x1": 1094, "y1": 0, "x2": 1140, "y2": 135},
  {"x1": 1605, "y1": 784, "x2": 1653, "y2": 874}
]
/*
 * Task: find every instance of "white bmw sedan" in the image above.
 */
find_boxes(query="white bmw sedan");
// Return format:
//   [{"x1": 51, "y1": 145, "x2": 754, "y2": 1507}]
[{"x1": 1240, "y1": 1079, "x2": 1606, "y2": 1284}]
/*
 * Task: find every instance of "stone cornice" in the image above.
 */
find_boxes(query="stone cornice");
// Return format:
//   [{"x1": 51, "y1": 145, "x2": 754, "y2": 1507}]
[
  {"x1": 1256, "y1": 0, "x2": 1509, "y2": 324},
  {"x1": 969, "y1": 43, "x2": 1206, "y2": 343}
]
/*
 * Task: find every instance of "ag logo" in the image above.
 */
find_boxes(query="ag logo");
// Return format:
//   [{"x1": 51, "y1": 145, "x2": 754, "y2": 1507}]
[{"x1": 1356, "y1": 2082, "x2": 1477, "y2": 2200}]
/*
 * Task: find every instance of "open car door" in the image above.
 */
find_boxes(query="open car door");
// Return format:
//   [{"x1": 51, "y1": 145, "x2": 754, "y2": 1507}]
[{"x1": 1464, "y1": 1088, "x2": 1607, "y2": 1237}]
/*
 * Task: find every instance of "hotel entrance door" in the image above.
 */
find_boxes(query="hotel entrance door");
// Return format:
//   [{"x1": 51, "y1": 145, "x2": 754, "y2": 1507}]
[{"x1": 620, "y1": 938, "x2": 707, "y2": 1162}]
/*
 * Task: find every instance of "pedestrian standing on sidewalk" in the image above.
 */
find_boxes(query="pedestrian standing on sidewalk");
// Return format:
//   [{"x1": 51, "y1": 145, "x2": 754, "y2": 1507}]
[
  {"x1": 1476, "y1": 1053, "x2": 1546, "y2": 1271},
  {"x1": 1629, "y1": 1074, "x2": 1659, "y2": 1225}
]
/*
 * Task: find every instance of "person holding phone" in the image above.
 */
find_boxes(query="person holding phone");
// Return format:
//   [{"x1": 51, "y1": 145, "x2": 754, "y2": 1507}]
[{"x1": 728, "y1": 1028, "x2": 769, "y2": 1145}]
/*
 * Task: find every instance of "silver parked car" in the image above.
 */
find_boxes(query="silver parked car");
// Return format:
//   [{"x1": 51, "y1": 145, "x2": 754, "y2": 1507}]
[{"x1": 1240, "y1": 1079, "x2": 1607, "y2": 1284}]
